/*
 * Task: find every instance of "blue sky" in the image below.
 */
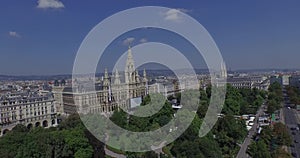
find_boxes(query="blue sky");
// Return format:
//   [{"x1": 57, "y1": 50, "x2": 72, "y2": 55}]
[{"x1": 1, "y1": 0, "x2": 300, "y2": 75}]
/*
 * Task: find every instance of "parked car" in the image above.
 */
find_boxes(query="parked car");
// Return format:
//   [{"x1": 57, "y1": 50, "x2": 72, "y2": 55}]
[
  {"x1": 291, "y1": 127, "x2": 297, "y2": 130},
  {"x1": 290, "y1": 144, "x2": 295, "y2": 148}
]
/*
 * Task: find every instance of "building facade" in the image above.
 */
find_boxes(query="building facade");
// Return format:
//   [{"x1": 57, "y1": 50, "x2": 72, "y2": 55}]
[
  {"x1": 270, "y1": 75, "x2": 283, "y2": 85},
  {"x1": 227, "y1": 76, "x2": 269, "y2": 90},
  {"x1": 54, "y1": 47, "x2": 148, "y2": 115},
  {"x1": 289, "y1": 75, "x2": 300, "y2": 89},
  {"x1": 0, "y1": 91, "x2": 57, "y2": 136}
]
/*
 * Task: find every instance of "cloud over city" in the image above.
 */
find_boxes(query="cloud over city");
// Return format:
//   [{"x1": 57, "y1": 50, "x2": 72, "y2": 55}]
[
  {"x1": 122, "y1": 37, "x2": 135, "y2": 46},
  {"x1": 139, "y1": 38, "x2": 148, "y2": 43},
  {"x1": 9, "y1": 31, "x2": 21, "y2": 38},
  {"x1": 164, "y1": 8, "x2": 190, "y2": 22},
  {"x1": 37, "y1": 0, "x2": 64, "y2": 9}
]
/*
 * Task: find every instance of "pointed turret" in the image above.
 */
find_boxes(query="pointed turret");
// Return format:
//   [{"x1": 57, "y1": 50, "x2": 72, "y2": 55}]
[
  {"x1": 103, "y1": 68, "x2": 110, "y2": 87},
  {"x1": 127, "y1": 46, "x2": 133, "y2": 61},
  {"x1": 143, "y1": 68, "x2": 147, "y2": 82},
  {"x1": 114, "y1": 69, "x2": 121, "y2": 85},
  {"x1": 104, "y1": 68, "x2": 109, "y2": 78},
  {"x1": 135, "y1": 70, "x2": 140, "y2": 83}
]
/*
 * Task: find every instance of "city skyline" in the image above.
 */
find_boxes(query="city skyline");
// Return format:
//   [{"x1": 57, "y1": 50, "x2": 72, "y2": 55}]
[
  {"x1": 1, "y1": 1, "x2": 300, "y2": 157},
  {"x1": 1, "y1": 1, "x2": 300, "y2": 75}
]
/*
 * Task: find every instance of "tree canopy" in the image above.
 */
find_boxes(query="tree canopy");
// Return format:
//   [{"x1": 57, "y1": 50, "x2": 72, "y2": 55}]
[{"x1": 0, "y1": 114, "x2": 104, "y2": 158}]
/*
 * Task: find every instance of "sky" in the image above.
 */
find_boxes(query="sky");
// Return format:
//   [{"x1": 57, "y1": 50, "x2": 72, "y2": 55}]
[{"x1": 1, "y1": 0, "x2": 300, "y2": 75}]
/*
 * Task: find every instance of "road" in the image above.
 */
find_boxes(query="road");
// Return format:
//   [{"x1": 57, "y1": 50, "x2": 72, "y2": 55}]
[
  {"x1": 236, "y1": 104, "x2": 266, "y2": 158},
  {"x1": 283, "y1": 107, "x2": 300, "y2": 158},
  {"x1": 282, "y1": 88, "x2": 300, "y2": 158}
]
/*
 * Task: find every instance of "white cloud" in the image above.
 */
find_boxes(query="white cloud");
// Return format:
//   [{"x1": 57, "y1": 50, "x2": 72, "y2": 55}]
[
  {"x1": 122, "y1": 37, "x2": 135, "y2": 46},
  {"x1": 37, "y1": 0, "x2": 64, "y2": 9},
  {"x1": 139, "y1": 38, "x2": 148, "y2": 43},
  {"x1": 164, "y1": 8, "x2": 190, "y2": 22},
  {"x1": 9, "y1": 31, "x2": 21, "y2": 38}
]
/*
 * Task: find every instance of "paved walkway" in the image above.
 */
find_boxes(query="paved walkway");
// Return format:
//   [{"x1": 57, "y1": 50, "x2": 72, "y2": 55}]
[
  {"x1": 151, "y1": 141, "x2": 166, "y2": 155},
  {"x1": 104, "y1": 146, "x2": 126, "y2": 158},
  {"x1": 236, "y1": 104, "x2": 265, "y2": 158},
  {"x1": 294, "y1": 110, "x2": 300, "y2": 123}
]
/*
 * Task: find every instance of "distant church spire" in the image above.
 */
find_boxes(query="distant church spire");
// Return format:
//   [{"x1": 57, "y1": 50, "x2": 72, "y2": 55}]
[{"x1": 221, "y1": 62, "x2": 227, "y2": 78}]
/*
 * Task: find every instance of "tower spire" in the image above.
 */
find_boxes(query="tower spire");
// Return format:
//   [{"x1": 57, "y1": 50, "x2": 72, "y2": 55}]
[
  {"x1": 125, "y1": 46, "x2": 135, "y2": 83},
  {"x1": 103, "y1": 68, "x2": 110, "y2": 87},
  {"x1": 143, "y1": 68, "x2": 147, "y2": 82},
  {"x1": 221, "y1": 62, "x2": 227, "y2": 78},
  {"x1": 135, "y1": 69, "x2": 140, "y2": 83},
  {"x1": 104, "y1": 68, "x2": 109, "y2": 78},
  {"x1": 114, "y1": 69, "x2": 121, "y2": 85},
  {"x1": 127, "y1": 45, "x2": 133, "y2": 60}
]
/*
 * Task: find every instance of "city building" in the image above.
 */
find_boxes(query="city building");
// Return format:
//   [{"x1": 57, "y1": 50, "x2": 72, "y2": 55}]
[
  {"x1": 53, "y1": 47, "x2": 148, "y2": 115},
  {"x1": 270, "y1": 75, "x2": 283, "y2": 85},
  {"x1": 289, "y1": 75, "x2": 300, "y2": 89},
  {"x1": 227, "y1": 75, "x2": 269, "y2": 90},
  {"x1": 0, "y1": 90, "x2": 57, "y2": 136}
]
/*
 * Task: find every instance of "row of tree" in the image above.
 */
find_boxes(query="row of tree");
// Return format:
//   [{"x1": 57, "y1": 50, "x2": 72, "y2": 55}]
[
  {"x1": 286, "y1": 85, "x2": 300, "y2": 106},
  {"x1": 247, "y1": 123, "x2": 292, "y2": 158},
  {"x1": 222, "y1": 85, "x2": 266, "y2": 115},
  {"x1": 267, "y1": 82, "x2": 283, "y2": 114},
  {"x1": 108, "y1": 84, "x2": 265, "y2": 157},
  {"x1": 0, "y1": 114, "x2": 105, "y2": 158},
  {"x1": 247, "y1": 82, "x2": 292, "y2": 158}
]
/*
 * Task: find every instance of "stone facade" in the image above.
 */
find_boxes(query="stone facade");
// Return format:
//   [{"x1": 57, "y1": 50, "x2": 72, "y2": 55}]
[
  {"x1": 54, "y1": 47, "x2": 148, "y2": 115},
  {"x1": 0, "y1": 91, "x2": 57, "y2": 136}
]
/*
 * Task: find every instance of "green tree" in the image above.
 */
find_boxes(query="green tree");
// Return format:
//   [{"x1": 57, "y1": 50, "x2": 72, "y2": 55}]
[
  {"x1": 273, "y1": 123, "x2": 292, "y2": 146},
  {"x1": 248, "y1": 140, "x2": 271, "y2": 158}
]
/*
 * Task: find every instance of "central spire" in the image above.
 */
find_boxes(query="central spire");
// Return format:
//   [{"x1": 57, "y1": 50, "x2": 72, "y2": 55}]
[
  {"x1": 127, "y1": 45, "x2": 133, "y2": 60},
  {"x1": 125, "y1": 46, "x2": 135, "y2": 83}
]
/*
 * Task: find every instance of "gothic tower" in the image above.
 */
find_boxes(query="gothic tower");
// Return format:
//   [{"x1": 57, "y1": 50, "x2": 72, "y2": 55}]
[
  {"x1": 221, "y1": 62, "x2": 227, "y2": 78},
  {"x1": 125, "y1": 46, "x2": 135, "y2": 84},
  {"x1": 103, "y1": 68, "x2": 110, "y2": 103}
]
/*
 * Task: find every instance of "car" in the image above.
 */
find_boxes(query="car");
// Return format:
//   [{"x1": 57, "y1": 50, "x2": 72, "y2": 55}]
[
  {"x1": 292, "y1": 132, "x2": 296, "y2": 135},
  {"x1": 294, "y1": 140, "x2": 299, "y2": 143},
  {"x1": 290, "y1": 144, "x2": 295, "y2": 147},
  {"x1": 291, "y1": 152, "x2": 297, "y2": 157}
]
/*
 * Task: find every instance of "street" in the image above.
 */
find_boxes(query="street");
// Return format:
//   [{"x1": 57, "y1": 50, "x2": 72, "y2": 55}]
[
  {"x1": 283, "y1": 107, "x2": 300, "y2": 158},
  {"x1": 282, "y1": 87, "x2": 300, "y2": 158},
  {"x1": 236, "y1": 104, "x2": 266, "y2": 158}
]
